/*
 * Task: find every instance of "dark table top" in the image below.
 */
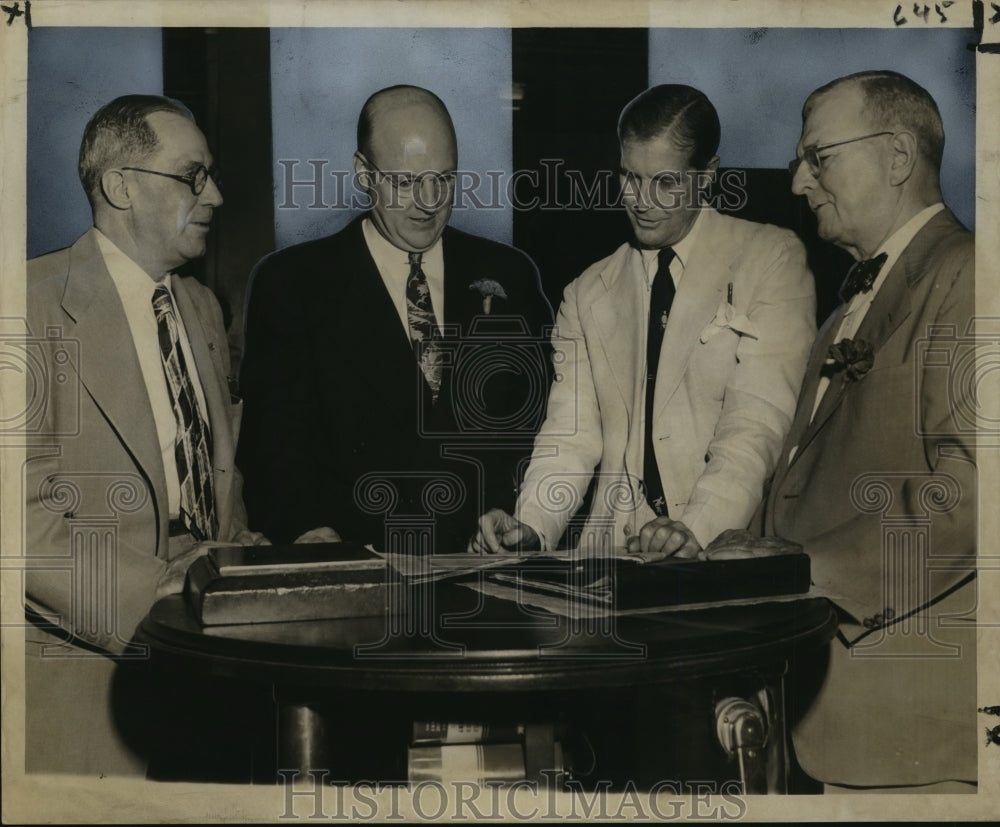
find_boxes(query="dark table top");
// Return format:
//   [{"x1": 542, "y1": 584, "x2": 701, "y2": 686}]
[{"x1": 139, "y1": 582, "x2": 839, "y2": 693}]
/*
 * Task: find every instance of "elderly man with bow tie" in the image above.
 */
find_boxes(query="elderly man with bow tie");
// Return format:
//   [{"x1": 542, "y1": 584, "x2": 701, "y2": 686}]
[{"x1": 741, "y1": 70, "x2": 978, "y2": 794}]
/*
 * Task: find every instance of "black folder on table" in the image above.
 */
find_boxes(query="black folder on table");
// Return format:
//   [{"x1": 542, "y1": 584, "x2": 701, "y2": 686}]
[{"x1": 484, "y1": 553, "x2": 811, "y2": 610}]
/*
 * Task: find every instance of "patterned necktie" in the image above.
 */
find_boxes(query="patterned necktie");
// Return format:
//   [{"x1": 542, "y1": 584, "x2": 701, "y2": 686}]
[
  {"x1": 840, "y1": 252, "x2": 888, "y2": 303},
  {"x1": 152, "y1": 285, "x2": 217, "y2": 541},
  {"x1": 643, "y1": 247, "x2": 676, "y2": 517},
  {"x1": 406, "y1": 251, "x2": 443, "y2": 403}
]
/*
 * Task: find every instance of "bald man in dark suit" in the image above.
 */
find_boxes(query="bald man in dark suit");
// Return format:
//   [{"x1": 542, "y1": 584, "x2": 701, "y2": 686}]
[{"x1": 238, "y1": 85, "x2": 553, "y2": 552}]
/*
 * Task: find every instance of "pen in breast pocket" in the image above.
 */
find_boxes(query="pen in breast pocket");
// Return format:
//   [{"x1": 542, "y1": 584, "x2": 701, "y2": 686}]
[{"x1": 727, "y1": 282, "x2": 733, "y2": 304}]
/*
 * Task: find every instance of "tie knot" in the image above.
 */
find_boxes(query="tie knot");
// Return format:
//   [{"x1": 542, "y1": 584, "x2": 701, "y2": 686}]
[
  {"x1": 408, "y1": 251, "x2": 423, "y2": 267},
  {"x1": 657, "y1": 246, "x2": 676, "y2": 270},
  {"x1": 840, "y1": 252, "x2": 888, "y2": 302},
  {"x1": 151, "y1": 284, "x2": 173, "y2": 313}
]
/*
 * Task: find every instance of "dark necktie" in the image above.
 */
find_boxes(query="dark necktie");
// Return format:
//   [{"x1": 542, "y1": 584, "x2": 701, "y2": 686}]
[
  {"x1": 643, "y1": 247, "x2": 676, "y2": 517},
  {"x1": 406, "y1": 251, "x2": 443, "y2": 403},
  {"x1": 839, "y1": 252, "x2": 888, "y2": 303},
  {"x1": 152, "y1": 285, "x2": 217, "y2": 541}
]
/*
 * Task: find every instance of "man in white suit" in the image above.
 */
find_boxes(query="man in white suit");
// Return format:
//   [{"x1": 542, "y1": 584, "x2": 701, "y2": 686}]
[{"x1": 472, "y1": 84, "x2": 816, "y2": 557}]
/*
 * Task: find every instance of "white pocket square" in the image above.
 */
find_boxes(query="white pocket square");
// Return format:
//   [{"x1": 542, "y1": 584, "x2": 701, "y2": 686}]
[{"x1": 699, "y1": 301, "x2": 759, "y2": 344}]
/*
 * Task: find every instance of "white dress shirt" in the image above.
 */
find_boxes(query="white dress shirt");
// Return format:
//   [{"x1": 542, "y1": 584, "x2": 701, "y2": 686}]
[
  {"x1": 96, "y1": 230, "x2": 210, "y2": 520},
  {"x1": 362, "y1": 217, "x2": 446, "y2": 336}
]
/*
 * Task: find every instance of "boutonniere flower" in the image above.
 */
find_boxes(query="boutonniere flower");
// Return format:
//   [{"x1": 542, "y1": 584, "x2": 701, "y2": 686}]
[
  {"x1": 698, "y1": 300, "x2": 759, "y2": 344},
  {"x1": 469, "y1": 278, "x2": 508, "y2": 315},
  {"x1": 827, "y1": 337, "x2": 875, "y2": 381}
]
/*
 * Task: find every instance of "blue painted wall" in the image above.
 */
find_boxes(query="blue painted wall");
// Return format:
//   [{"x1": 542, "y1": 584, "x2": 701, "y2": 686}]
[
  {"x1": 27, "y1": 28, "x2": 163, "y2": 258},
  {"x1": 269, "y1": 28, "x2": 514, "y2": 250},
  {"x1": 649, "y1": 27, "x2": 975, "y2": 229},
  {"x1": 26, "y1": 27, "x2": 976, "y2": 258}
]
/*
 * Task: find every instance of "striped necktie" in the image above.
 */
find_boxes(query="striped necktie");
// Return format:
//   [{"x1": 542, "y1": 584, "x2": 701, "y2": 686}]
[
  {"x1": 152, "y1": 285, "x2": 217, "y2": 541},
  {"x1": 406, "y1": 251, "x2": 443, "y2": 403}
]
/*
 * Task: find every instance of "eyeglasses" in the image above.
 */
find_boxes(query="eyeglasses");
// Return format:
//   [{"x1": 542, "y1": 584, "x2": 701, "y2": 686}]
[
  {"x1": 121, "y1": 164, "x2": 222, "y2": 195},
  {"x1": 361, "y1": 158, "x2": 457, "y2": 201},
  {"x1": 788, "y1": 131, "x2": 894, "y2": 177}
]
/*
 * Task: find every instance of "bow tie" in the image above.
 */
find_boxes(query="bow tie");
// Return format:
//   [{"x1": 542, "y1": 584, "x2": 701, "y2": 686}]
[{"x1": 840, "y1": 252, "x2": 888, "y2": 303}]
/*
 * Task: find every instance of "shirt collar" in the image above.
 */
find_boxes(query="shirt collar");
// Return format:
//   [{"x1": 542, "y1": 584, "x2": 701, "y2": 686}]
[
  {"x1": 844, "y1": 202, "x2": 944, "y2": 313},
  {"x1": 670, "y1": 208, "x2": 704, "y2": 269},
  {"x1": 871, "y1": 202, "x2": 944, "y2": 264},
  {"x1": 636, "y1": 208, "x2": 706, "y2": 276},
  {"x1": 94, "y1": 228, "x2": 172, "y2": 301},
  {"x1": 362, "y1": 216, "x2": 444, "y2": 273}
]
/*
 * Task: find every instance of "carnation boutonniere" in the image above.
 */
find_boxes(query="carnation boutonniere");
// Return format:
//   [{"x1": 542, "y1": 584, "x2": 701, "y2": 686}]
[
  {"x1": 469, "y1": 278, "x2": 508, "y2": 314},
  {"x1": 827, "y1": 337, "x2": 875, "y2": 381}
]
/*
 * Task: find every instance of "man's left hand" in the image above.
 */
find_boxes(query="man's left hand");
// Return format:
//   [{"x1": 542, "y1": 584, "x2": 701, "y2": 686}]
[
  {"x1": 233, "y1": 529, "x2": 272, "y2": 546},
  {"x1": 155, "y1": 531, "x2": 271, "y2": 599},
  {"x1": 626, "y1": 517, "x2": 701, "y2": 562},
  {"x1": 155, "y1": 542, "x2": 217, "y2": 599}
]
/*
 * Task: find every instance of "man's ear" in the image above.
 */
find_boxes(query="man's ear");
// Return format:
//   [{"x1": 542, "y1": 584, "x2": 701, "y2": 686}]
[
  {"x1": 695, "y1": 155, "x2": 720, "y2": 204},
  {"x1": 100, "y1": 169, "x2": 131, "y2": 210},
  {"x1": 354, "y1": 152, "x2": 373, "y2": 190},
  {"x1": 888, "y1": 131, "x2": 918, "y2": 186}
]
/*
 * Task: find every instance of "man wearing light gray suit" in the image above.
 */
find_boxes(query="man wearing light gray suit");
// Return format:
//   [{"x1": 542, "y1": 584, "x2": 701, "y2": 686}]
[
  {"x1": 473, "y1": 85, "x2": 816, "y2": 557},
  {"x1": 740, "y1": 71, "x2": 977, "y2": 793},
  {"x1": 24, "y1": 95, "x2": 266, "y2": 775}
]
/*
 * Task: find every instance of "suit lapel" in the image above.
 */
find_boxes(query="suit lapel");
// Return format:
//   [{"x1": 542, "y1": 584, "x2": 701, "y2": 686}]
[
  {"x1": 591, "y1": 246, "x2": 644, "y2": 414},
  {"x1": 777, "y1": 306, "x2": 846, "y2": 478},
  {"x1": 787, "y1": 210, "x2": 952, "y2": 471},
  {"x1": 442, "y1": 229, "x2": 481, "y2": 334},
  {"x1": 654, "y1": 210, "x2": 733, "y2": 418},
  {"x1": 853, "y1": 245, "x2": 913, "y2": 352},
  {"x1": 172, "y1": 277, "x2": 235, "y2": 535},
  {"x1": 59, "y1": 230, "x2": 168, "y2": 521},
  {"x1": 804, "y1": 261, "x2": 912, "y2": 441},
  {"x1": 338, "y1": 220, "x2": 424, "y2": 427}
]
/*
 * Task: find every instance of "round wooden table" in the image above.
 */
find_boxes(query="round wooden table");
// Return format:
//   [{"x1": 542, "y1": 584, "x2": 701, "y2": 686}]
[{"x1": 139, "y1": 583, "x2": 838, "y2": 791}]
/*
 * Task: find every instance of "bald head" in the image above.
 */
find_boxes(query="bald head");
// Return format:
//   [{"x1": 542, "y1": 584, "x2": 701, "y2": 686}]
[
  {"x1": 354, "y1": 85, "x2": 458, "y2": 252},
  {"x1": 357, "y1": 85, "x2": 457, "y2": 166}
]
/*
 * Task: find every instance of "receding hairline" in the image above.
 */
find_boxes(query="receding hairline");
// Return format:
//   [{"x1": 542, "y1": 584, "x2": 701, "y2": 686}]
[
  {"x1": 78, "y1": 95, "x2": 198, "y2": 206},
  {"x1": 802, "y1": 75, "x2": 867, "y2": 119},
  {"x1": 801, "y1": 71, "x2": 946, "y2": 173}
]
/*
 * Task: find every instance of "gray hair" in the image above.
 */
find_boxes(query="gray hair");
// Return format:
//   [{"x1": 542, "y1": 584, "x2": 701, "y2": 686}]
[
  {"x1": 78, "y1": 94, "x2": 194, "y2": 206},
  {"x1": 806, "y1": 71, "x2": 945, "y2": 171}
]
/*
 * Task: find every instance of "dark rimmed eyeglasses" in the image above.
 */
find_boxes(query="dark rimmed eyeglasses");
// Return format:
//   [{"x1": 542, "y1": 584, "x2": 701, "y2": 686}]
[
  {"x1": 121, "y1": 164, "x2": 222, "y2": 195},
  {"x1": 788, "y1": 131, "x2": 894, "y2": 177}
]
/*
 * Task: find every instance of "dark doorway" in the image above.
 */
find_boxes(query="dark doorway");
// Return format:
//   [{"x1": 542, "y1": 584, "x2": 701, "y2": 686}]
[
  {"x1": 164, "y1": 27, "x2": 275, "y2": 365},
  {"x1": 512, "y1": 29, "x2": 649, "y2": 311}
]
